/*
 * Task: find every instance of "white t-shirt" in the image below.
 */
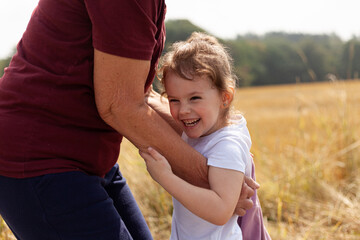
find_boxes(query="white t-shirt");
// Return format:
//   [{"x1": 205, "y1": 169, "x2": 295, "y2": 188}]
[{"x1": 170, "y1": 115, "x2": 252, "y2": 240}]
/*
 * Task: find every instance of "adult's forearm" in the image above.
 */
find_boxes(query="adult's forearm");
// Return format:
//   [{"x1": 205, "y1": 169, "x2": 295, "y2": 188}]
[{"x1": 103, "y1": 101, "x2": 209, "y2": 188}]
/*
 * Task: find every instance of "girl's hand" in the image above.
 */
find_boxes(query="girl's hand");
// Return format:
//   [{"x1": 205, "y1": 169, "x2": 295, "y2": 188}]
[
  {"x1": 144, "y1": 85, "x2": 158, "y2": 104},
  {"x1": 139, "y1": 147, "x2": 173, "y2": 184}
]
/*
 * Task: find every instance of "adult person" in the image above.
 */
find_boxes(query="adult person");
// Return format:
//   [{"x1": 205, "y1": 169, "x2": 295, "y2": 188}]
[{"x1": 0, "y1": 0, "x2": 257, "y2": 239}]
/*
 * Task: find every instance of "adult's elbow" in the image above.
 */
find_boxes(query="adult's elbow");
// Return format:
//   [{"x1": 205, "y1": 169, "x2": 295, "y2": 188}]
[
  {"x1": 97, "y1": 104, "x2": 112, "y2": 123},
  {"x1": 97, "y1": 99, "x2": 147, "y2": 133},
  {"x1": 96, "y1": 101, "x2": 118, "y2": 126},
  {"x1": 96, "y1": 101, "x2": 131, "y2": 129}
]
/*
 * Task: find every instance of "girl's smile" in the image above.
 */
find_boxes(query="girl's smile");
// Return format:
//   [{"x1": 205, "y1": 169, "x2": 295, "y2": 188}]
[{"x1": 182, "y1": 118, "x2": 200, "y2": 127}]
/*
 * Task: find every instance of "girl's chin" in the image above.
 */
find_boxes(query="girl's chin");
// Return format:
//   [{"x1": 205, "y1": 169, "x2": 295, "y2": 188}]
[{"x1": 184, "y1": 130, "x2": 202, "y2": 139}]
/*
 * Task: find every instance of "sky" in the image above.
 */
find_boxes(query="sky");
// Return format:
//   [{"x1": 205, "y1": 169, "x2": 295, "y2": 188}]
[{"x1": 1, "y1": 0, "x2": 359, "y2": 59}]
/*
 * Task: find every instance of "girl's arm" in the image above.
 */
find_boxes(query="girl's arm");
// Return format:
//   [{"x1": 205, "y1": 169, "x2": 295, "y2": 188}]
[{"x1": 140, "y1": 147, "x2": 244, "y2": 226}]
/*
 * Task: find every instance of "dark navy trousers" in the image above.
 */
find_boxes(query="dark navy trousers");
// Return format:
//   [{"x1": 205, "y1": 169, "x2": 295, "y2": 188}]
[{"x1": 0, "y1": 164, "x2": 153, "y2": 240}]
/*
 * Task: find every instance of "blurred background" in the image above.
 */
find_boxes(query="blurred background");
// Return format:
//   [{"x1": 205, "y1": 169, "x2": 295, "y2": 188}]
[{"x1": 1, "y1": 0, "x2": 359, "y2": 239}]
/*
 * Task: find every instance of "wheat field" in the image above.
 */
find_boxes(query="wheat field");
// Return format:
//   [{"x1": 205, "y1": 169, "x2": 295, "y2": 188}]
[{"x1": 1, "y1": 80, "x2": 360, "y2": 239}]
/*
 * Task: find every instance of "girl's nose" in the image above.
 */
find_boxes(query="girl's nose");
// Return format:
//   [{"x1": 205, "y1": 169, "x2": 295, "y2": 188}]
[{"x1": 179, "y1": 103, "x2": 191, "y2": 115}]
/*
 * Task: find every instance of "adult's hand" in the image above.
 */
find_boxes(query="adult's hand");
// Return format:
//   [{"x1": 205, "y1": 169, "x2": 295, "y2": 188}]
[{"x1": 234, "y1": 176, "x2": 260, "y2": 216}]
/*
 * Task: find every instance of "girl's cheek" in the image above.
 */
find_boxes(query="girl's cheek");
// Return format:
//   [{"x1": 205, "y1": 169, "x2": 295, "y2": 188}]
[{"x1": 169, "y1": 107, "x2": 177, "y2": 119}]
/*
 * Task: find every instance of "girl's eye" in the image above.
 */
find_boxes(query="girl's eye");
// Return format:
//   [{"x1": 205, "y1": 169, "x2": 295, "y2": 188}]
[
  {"x1": 169, "y1": 99, "x2": 179, "y2": 103},
  {"x1": 190, "y1": 96, "x2": 201, "y2": 101}
]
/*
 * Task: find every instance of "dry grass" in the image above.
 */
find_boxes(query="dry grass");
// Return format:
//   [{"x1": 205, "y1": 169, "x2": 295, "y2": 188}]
[
  {"x1": 235, "y1": 80, "x2": 360, "y2": 239},
  {"x1": 0, "y1": 219, "x2": 15, "y2": 240},
  {"x1": 1, "y1": 80, "x2": 360, "y2": 239}
]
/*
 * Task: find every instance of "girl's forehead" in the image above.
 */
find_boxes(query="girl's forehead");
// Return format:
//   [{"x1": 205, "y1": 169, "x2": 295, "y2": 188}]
[
  {"x1": 165, "y1": 74, "x2": 221, "y2": 98},
  {"x1": 165, "y1": 72, "x2": 212, "y2": 86},
  {"x1": 165, "y1": 76, "x2": 211, "y2": 92}
]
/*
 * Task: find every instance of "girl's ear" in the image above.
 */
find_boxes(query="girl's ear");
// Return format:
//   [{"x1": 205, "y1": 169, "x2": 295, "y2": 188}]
[{"x1": 221, "y1": 88, "x2": 234, "y2": 108}]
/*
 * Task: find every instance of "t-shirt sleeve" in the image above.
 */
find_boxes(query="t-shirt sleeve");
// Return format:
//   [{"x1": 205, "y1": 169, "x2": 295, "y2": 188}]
[
  {"x1": 84, "y1": 0, "x2": 158, "y2": 60},
  {"x1": 206, "y1": 139, "x2": 249, "y2": 173}
]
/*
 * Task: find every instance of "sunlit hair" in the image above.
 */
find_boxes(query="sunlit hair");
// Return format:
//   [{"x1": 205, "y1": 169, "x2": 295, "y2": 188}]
[{"x1": 158, "y1": 32, "x2": 237, "y2": 119}]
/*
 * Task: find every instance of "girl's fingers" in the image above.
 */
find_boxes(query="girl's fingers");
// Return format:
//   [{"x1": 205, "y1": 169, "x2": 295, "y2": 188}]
[
  {"x1": 140, "y1": 147, "x2": 165, "y2": 163},
  {"x1": 244, "y1": 175, "x2": 260, "y2": 189},
  {"x1": 139, "y1": 150, "x2": 151, "y2": 162},
  {"x1": 147, "y1": 147, "x2": 163, "y2": 160}
]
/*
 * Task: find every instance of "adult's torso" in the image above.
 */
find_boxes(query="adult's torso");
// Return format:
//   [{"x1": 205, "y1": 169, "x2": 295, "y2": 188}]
[{"x1": 0, "y1": 0, "x2": 166, "y2": 178}]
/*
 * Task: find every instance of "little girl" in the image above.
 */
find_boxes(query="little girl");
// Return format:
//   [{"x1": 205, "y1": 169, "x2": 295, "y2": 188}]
[{"x1": 140, "y1": 32, "x2": 260, "y2": 239}]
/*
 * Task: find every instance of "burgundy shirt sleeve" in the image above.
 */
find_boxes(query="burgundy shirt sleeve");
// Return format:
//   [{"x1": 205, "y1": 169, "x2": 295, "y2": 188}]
[{"x1": 85, "y1": 0, "x2": 159, "y2": 60}]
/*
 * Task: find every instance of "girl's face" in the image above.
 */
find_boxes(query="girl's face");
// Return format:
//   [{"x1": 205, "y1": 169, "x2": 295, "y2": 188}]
[{"x1": 165, "y1": 71, "x2": 227, "y2": 138}]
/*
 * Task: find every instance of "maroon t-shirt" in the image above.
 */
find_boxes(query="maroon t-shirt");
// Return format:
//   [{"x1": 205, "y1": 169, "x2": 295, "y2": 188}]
[{"x1": 0, "y1": 0, "x2": 166, "y2": 178}]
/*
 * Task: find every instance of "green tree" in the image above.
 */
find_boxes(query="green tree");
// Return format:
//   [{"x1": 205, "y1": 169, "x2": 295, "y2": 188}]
[
  {"x1": 340, "y1": 38, "x2": 360, "y2": 79},
  {"x1": 164, "y1": 19, "x2": 206, "y2": 52},
  {"x1": 0, "y1": 48, "x2": 16, "y2": 78},
  {"x1": 255, "y1": 40, "x2": 305, "y2": 85},
  {"x1": 225, "y1": 39, "x2": 266, "y2": 86},
  {"x1": 297, "y1": 40, "x2": 328, "y2": 82},
  {"x1": 0, "y1": 56, "x2": 12, "y2": 78}
]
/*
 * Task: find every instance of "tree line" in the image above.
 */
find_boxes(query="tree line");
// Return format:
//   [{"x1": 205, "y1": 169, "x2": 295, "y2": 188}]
[{"x1": 1, "y1": 19, "x2": 359, "y2": 86}]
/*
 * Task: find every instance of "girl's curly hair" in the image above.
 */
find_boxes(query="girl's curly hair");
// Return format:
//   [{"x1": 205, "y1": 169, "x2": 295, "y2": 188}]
[{"x1": 157, "y1": 32, "x2": 237, "y2": 118}]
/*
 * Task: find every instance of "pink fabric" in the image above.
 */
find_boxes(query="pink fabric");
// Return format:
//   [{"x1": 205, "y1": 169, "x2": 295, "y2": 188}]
[{"x1": 238, "y1": 158, "x2": 271, "y2": 240}]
